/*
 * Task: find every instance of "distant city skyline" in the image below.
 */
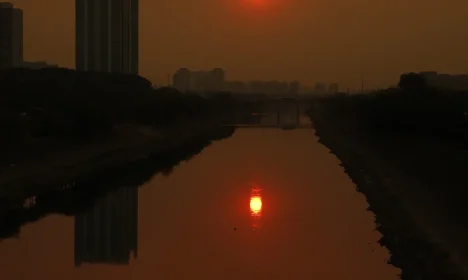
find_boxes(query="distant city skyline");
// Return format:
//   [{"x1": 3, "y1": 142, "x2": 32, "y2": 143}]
[
  {"x1": 0, "y1": 2, "x2": 58, "y2": 69},
  {"x1": 173, "y1": 68, "x2": 225, "y2": 92},
  {"x1": 8, "y1": 0, "x2": 468, "y2": 89},
  {"x1": 172, "y1": 67, "x2": 307, "y2": 94}
]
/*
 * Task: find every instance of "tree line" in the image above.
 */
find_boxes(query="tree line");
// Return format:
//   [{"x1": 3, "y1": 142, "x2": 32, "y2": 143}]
[
  {"x1": 0, "y1": 68, "x2": 243, "y2": 144},
  {"x1": 312, "y1": 73, "x2": 468, "y2": 146}
]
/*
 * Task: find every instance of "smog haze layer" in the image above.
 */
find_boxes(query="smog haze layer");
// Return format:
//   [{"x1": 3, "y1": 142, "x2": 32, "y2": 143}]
[{"x1": 15, "y1": 0, "x2": 468, "y2": 89}]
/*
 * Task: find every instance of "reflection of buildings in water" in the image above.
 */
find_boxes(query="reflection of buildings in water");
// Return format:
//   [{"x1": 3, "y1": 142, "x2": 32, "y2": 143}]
[
  {"x1": 249, "y1": 186, "x2": 263, "y2": 229},
  {"x1": 74, "y1": 186, "x2": 138, "y2": 266}
]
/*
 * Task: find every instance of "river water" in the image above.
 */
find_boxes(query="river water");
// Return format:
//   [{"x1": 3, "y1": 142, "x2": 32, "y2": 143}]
[{"x1": 0, "y1": 106, "x2": 401, "y2": 280}]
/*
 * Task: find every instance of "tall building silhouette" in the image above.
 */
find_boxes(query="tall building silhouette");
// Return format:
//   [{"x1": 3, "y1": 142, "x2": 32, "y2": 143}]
[
  {"x1": 0, "y1": 2, "x2": 23, "y2": 69},
  {"x1": 74, "y1": 186, "x2": 138, "y2": 266},
  {"x1": 75, "y1": 0, "x2": 138, "y2": 74}
]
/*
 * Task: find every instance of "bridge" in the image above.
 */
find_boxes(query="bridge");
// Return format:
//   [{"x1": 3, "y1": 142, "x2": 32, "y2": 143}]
[
  {"x1": 225, "y1": 124, "x2": 312, "y2": 130},
  {"x1": 225, "y1": 96, "x2": 313, "y2": 130}
]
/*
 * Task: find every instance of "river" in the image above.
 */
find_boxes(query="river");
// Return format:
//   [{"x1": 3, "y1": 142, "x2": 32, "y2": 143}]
[{"x1": 0, "y1": 106, "x2": 401, "y2": 280}]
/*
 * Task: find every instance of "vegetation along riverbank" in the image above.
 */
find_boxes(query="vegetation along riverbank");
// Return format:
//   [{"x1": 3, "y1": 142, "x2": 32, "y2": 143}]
[
  {"x1": 0, "y1": 68, "x2": 244, "y2": 202},
  {"x1": 308, "y1": 73, "x2": 468, "y2": 280}
]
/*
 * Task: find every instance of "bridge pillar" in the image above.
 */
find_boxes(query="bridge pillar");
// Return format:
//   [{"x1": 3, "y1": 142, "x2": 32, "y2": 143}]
[
  {"x1": 296, "y1": 102, "x2": 300, "y2": 124},
  {"x1": 277, "y1": 103, "x2": 280, "y2": 124}
]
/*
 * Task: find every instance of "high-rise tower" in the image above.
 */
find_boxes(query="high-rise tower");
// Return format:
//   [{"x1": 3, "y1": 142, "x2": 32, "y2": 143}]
[
  {"x1": 0, "y1": 2, "x2": 23, "y2": 69},
  {"x1": 75, "y1": 0, "x2": 138, "y2": 74}
]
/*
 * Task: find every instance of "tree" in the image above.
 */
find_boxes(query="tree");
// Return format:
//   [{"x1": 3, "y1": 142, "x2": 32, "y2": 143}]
[{"x1": 398, "y1": 73, "x2": 427, "y2": 91}]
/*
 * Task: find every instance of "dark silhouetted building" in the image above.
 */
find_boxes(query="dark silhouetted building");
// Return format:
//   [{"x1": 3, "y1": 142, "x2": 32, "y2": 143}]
[
  {"x1": 190, "y1": 69, "x2": 226, "y2": 92},
  {"x1": 209, "y1": 68, "x2": 225, "y2": 91},
  {"x1": 0, "y1": 2, "x2": 23, "y2": 69},
  {"x1": 299, "y1": 86, "x2": 314, "y2": 94},
  {"x1": 328, "y1": 83, "x2": 339, "y2": 93},
  {"x1": 74, "y1": 186, "x2": 138, "y2": 266},
  {"x1": 172, "y1": 68, "x2": 191, "y2": 92},
  {"x1": 289, "y1": 81, "x2": 300, "y2": 95},
  {"x1": 314, "y1": 82, "x2": 327, "y2": 94},
  {"x1": 189, "y1": 70, "x2": 206, "y2": 91},
  {"x1": 75, "y1": 0, "x2": 138, "y2": 74}
]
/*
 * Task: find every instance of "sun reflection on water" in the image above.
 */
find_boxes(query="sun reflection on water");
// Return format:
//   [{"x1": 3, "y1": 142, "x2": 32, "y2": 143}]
[
  {"x1": 250, "y1": 196, "x2": 262, "y2": 214},
  {"x1": 250, "y1": 184, "x2": 263, "y2": 229}
]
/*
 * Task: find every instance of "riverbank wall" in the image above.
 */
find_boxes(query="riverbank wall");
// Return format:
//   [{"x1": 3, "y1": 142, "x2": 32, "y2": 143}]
[
  {"x1": 308, "y1": 103, "x2": 466, "y2": 280},
  {"x1": 0, "y1": 121, "x2": 235, "y2": 205}
]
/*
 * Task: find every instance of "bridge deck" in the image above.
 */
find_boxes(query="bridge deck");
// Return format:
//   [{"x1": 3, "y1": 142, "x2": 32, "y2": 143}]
[{"x1": 224, "y1": 124, "x2": 312, "y2": 129}]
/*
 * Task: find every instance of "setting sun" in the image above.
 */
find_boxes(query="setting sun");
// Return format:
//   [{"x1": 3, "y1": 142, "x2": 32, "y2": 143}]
[
  {"x1": 250, "y1": 196, "x2": 262, "y2": 212},
  {"x1": 248, "y1": 0, "x2": 266, "y2": 5},
  {"x1": 238, "y1": 0, "x2": 279, "y2": 11}
]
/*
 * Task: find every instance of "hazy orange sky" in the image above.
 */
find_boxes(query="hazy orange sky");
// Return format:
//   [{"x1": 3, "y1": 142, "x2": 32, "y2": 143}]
[{"x1": 12, "y1": 0, "x2": 468, "y2": 89}]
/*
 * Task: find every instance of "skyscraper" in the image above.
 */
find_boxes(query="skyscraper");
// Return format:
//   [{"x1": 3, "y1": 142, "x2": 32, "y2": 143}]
[
  {"x1": 75, "y1": 0, "x2": 138, "y2": 74},
  {"x1": 0, "y1": 2, "x2": 23, "y2": 69}
]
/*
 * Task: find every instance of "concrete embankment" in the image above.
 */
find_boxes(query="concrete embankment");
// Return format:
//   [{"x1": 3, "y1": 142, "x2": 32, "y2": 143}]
[
  {"x1": 308, "y1": 105, "x2": 467, "y2": 280},
  {"x1": 0, "y1": 121, "x2": 234, "y2": 204}
]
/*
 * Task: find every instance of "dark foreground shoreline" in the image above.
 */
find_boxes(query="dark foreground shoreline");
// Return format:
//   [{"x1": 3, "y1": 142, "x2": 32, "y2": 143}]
[
  {"x1": 0, "y1": 124, "x2": 236, "y2": 240},
  {"x1": 0, "y1": 67, "x2": 249, "y2": 199},
  {"x1": 0, "y1": 121, "x2": 236, "y2": 200},
  {"x1": 308, "y1": 108, "x2": 466, "y2": 280}
]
